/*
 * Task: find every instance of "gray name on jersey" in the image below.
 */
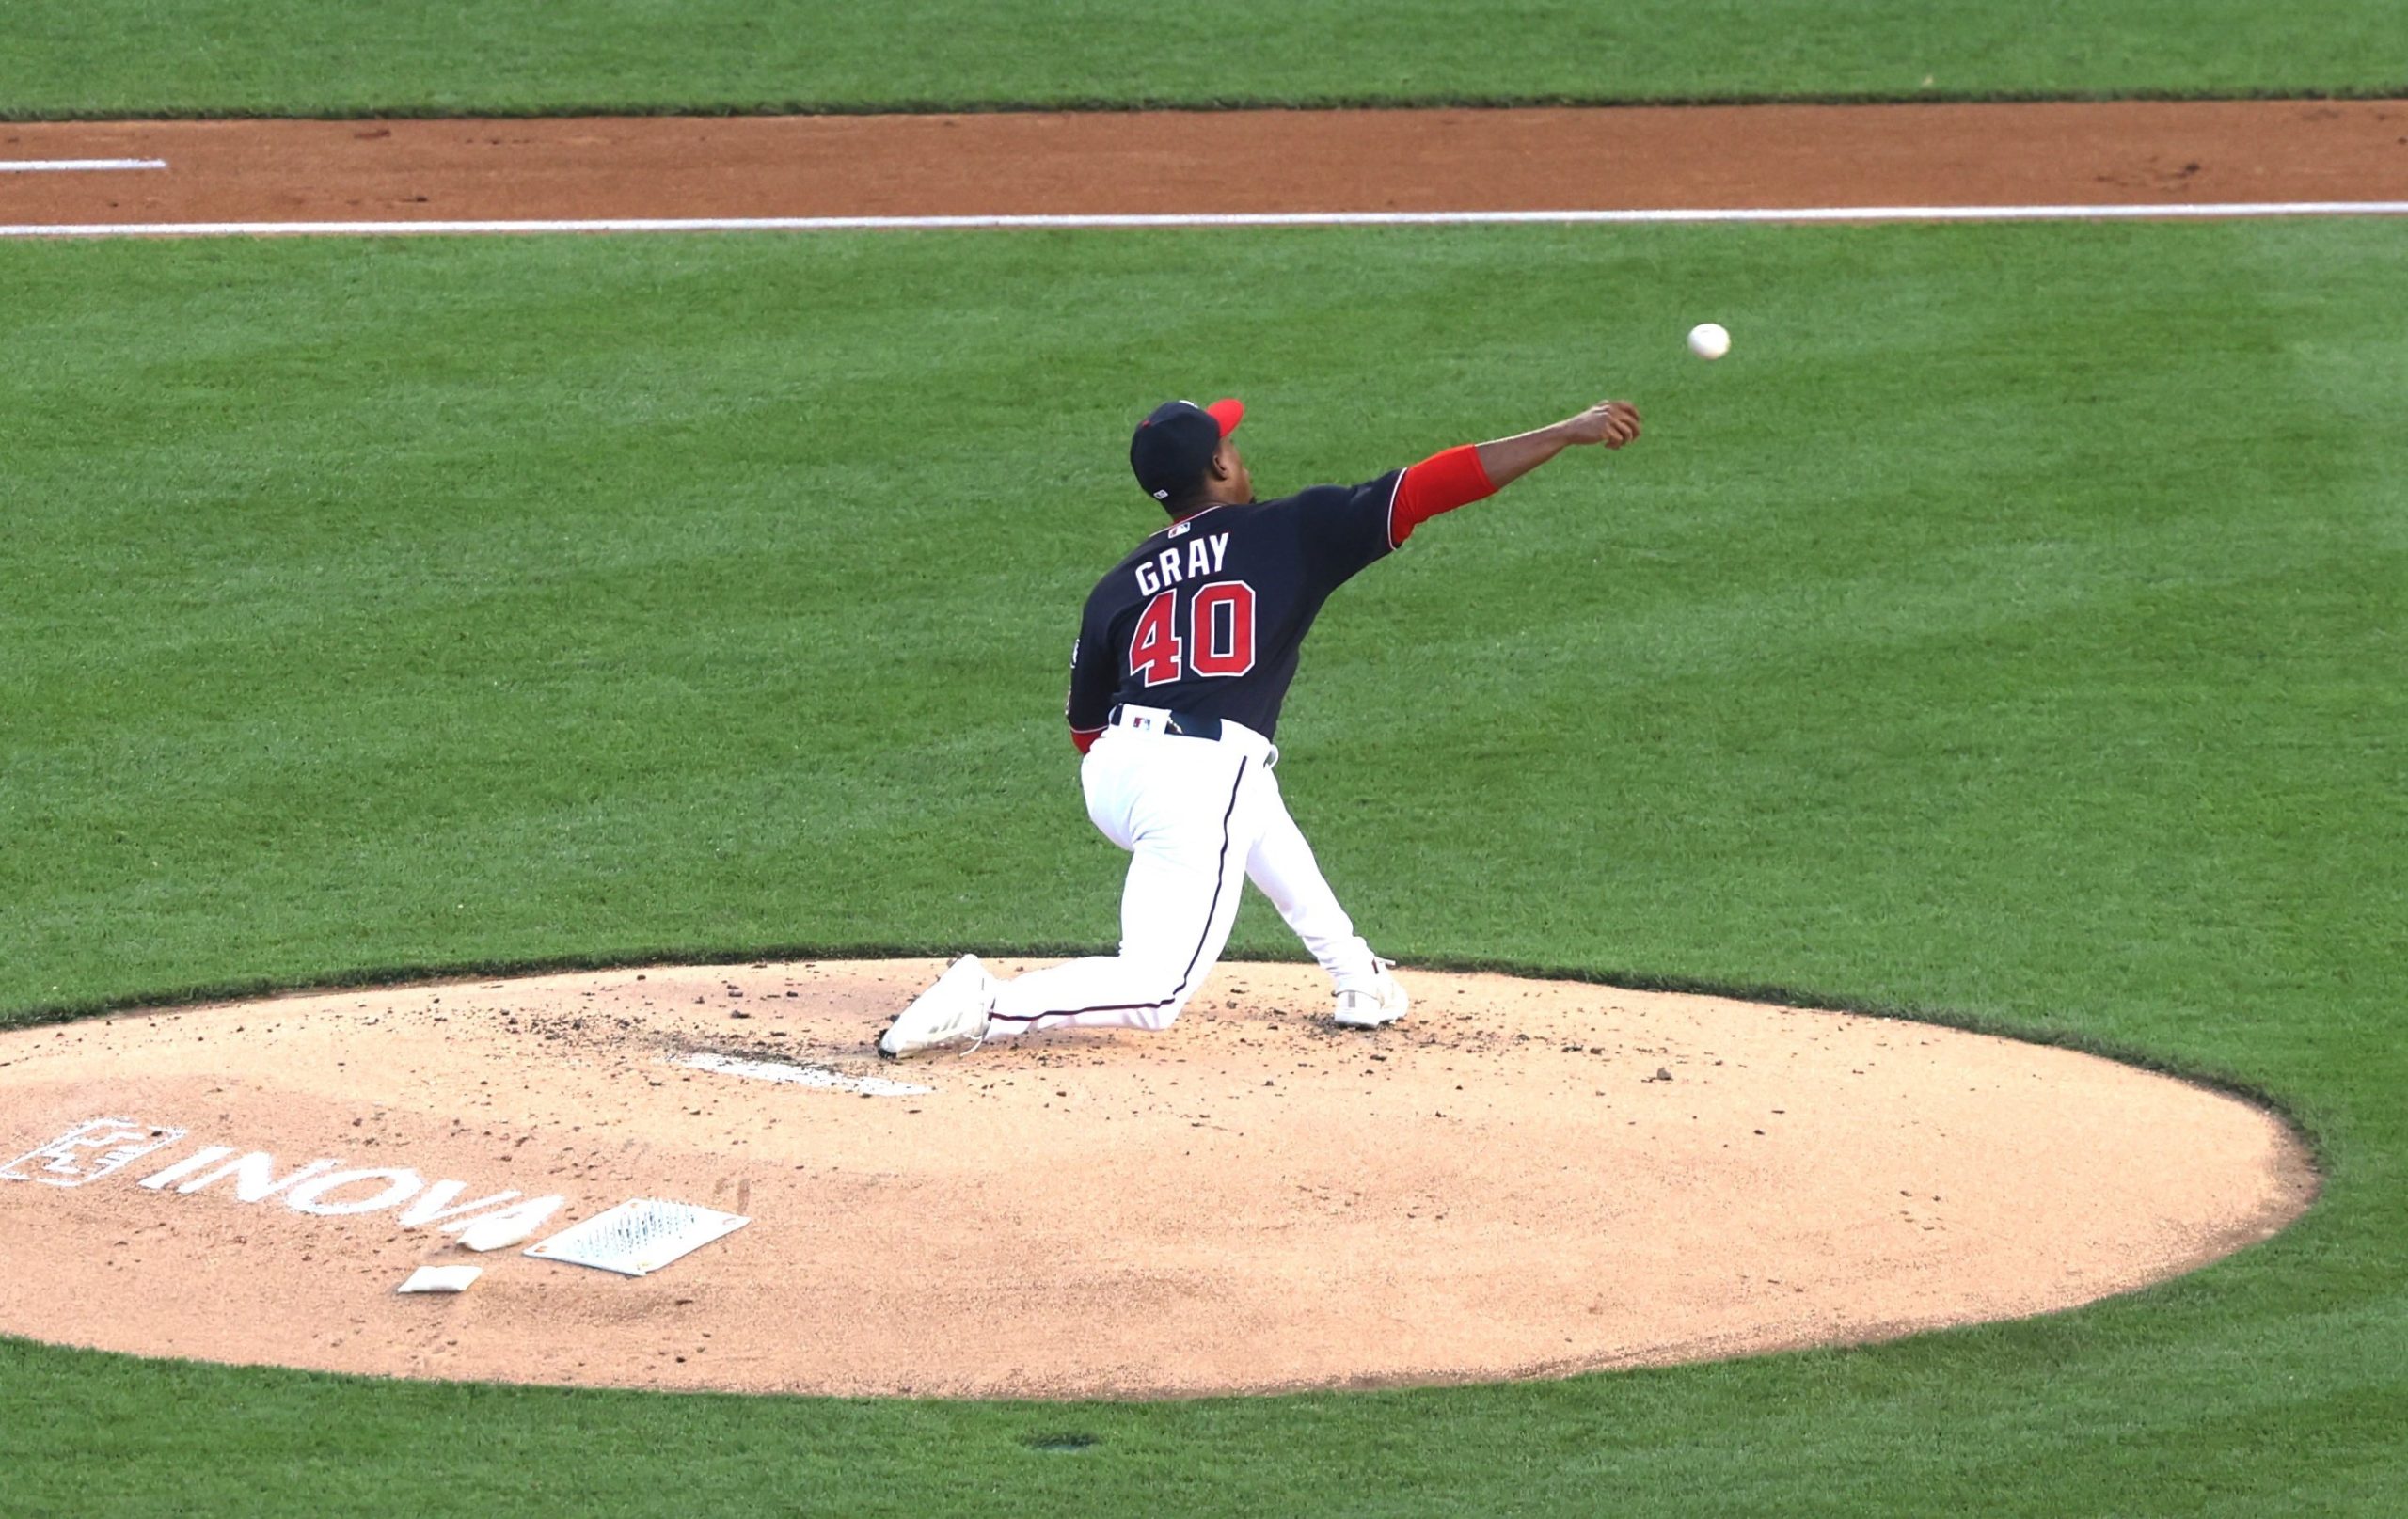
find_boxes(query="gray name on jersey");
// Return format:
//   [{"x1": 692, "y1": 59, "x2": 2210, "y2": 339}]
[{"x1": 1133, "y1": 533, "x2": 1230, "y2": 597}]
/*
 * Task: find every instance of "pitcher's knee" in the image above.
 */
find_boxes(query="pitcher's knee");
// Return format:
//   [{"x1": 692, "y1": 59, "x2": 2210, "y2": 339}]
[
  {"x1": 1122, "y1": 985, "x2": 1192, "y2": 1032},
  {"x1": 1106, "y1": 943, "x2": 1208, "y2": 1031}
]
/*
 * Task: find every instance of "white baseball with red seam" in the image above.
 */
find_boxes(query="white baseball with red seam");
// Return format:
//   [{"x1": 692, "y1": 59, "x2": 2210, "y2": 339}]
[{"x1": 1687, "y1": 322, "x2": 1731, "y2": 360}]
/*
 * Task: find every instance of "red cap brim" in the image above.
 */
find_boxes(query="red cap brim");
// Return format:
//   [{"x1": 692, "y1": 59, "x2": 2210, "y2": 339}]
[{"x1": 1206, "y1": 397, "x2": 1244, "y2": 436}]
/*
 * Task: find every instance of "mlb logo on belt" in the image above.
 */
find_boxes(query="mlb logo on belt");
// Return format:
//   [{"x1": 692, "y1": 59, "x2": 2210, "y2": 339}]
[{"x1": 0, "y1": 1116, "x2": 187, "y2": 1188}]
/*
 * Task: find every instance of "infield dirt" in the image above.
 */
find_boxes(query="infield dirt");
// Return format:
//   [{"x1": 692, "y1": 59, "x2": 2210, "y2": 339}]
[
  {"x1": 3, "y1": 100, "x2": 2404, "y2": 227},
  {"x1": 0, "y1": 961, "x2": 2313, "y2": 1398}
]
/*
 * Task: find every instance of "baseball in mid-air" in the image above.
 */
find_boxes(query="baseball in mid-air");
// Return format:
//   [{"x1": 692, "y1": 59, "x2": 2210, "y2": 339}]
[{"x1": 1687, "y1": 322, "x2": 1732, "y2": 361}]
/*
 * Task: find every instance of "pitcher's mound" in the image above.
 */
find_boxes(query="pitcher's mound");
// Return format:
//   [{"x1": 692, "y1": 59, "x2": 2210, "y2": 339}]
[{"x1": 0, "y1": 960, "x2": 2311, "y2": 1399}]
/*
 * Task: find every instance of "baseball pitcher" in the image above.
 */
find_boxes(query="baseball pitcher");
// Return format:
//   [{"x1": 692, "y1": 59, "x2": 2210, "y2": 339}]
[{"x1": 879, "y1": 394, "x2": 1642, "y2": 1057}]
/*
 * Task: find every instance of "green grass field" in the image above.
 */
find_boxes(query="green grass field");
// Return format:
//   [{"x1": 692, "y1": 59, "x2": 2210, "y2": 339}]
[
  {"x1": 3, "y1": 221, "x2": 2401, "y2": 1513},
  {"x1": 3, "y1": 0, "x2": 2406, "y2": 117}
]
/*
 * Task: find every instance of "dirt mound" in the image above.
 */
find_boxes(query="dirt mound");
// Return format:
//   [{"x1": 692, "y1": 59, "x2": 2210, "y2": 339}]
[{"x1": 0, "y1": 960, "x2": 2311, "y2": 1398}]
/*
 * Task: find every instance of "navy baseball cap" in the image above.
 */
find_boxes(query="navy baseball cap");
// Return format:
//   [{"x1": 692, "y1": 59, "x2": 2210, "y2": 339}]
[{"x1": 1130, "y1": 397, "x2": 1244, "y2": 504}]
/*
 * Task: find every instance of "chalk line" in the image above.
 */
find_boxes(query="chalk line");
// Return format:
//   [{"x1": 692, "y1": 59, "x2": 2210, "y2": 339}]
[
  {"x1": 1, "y1": 201, "x2": 2403, "y2": 237},
  {"x1": 0, "y1": 158, "x2": 167, "y2": 174}
]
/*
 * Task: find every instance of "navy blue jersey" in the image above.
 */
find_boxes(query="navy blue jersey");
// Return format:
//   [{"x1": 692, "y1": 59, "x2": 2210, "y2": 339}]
[{"x1": 1066, "y1": 470, "x2": 1403, "y2": 741}]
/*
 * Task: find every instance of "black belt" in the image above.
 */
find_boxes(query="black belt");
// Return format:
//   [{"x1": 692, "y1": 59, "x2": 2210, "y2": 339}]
[{"x1": 1109, "y1": 704, "x2": 1223, "y2": 741}]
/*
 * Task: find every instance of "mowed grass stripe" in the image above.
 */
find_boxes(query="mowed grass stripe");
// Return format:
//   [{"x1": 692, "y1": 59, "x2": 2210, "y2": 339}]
[
  {"x1": 2, "y1": 0, "x2": 2407, "y2": 117},
  {"x1": 0, "y1": 222, "x2": 2400, "y2": 1514}
]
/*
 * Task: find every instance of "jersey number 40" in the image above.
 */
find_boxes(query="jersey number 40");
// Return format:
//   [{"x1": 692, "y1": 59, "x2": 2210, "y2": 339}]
[{"x1": 1131, "y1": 580, "x2": 1258, "y2": 686}]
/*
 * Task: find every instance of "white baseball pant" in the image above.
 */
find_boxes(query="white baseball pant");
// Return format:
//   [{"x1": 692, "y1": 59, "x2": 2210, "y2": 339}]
[{"x1": 984, "y1": 709, "x2": 1383, "y2": 1037}]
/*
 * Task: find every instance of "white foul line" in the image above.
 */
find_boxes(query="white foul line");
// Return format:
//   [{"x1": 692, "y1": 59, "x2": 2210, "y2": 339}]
[
  {"x1": 0, "y1": 201, "x2": 2403, "y2": 237},
  {"x1": 0, "y1": 158, "x2": 167, "y2": 173}
]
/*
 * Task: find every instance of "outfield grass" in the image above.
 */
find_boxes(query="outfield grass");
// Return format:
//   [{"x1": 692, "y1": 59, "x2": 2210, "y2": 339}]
[
  {"x1": 2, "y1": 0, "x2": 2405, "y2": 117},
  {"x1": 1, "y1": 222, "x2": 2401, "y2": 1513}
]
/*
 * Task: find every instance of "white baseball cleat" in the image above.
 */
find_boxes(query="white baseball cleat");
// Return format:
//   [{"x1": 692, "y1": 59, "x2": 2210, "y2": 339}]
[
  {"x1": 1332, "y1": 958, "x2": 1408, "y2": 1028},
  {"x1": 878, "y1": 954, "x2": 994, "y2": 1059}
]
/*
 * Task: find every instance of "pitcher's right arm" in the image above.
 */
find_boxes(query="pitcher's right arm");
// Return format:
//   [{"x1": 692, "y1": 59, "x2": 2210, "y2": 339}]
[{"x1": 1387, "y1": 400, "x2": 1643, "y2": 546}]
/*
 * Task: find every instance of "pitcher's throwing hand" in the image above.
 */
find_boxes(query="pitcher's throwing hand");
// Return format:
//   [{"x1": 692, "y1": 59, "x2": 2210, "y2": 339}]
[
  {"x1": 1559, "y1": 400, "x2": 1642, "y2": 448},
  {"x1": 879, "y1": 393, "x2": 1643, "y2": 1058}
]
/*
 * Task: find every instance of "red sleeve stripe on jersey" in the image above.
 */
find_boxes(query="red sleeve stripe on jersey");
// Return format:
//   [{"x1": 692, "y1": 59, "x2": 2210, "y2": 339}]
[
  {"x1": 1070, "y1": 724, "x2": 1104, "y2": 754},
  {"x1": 1387, "y1": 444, "x2": 1497, "y2": 546}
]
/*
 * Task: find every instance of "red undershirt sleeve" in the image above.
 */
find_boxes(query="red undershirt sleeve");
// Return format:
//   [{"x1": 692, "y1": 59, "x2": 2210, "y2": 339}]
[{"x1": 1388, "y1": 444, "x2": 1497, "y2": 546}]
